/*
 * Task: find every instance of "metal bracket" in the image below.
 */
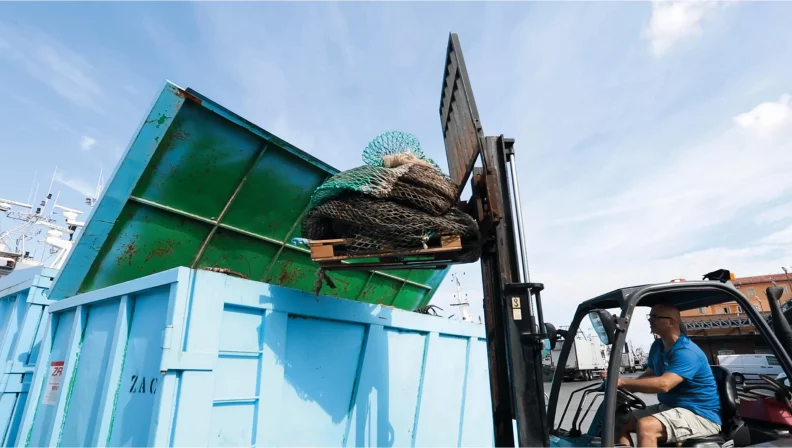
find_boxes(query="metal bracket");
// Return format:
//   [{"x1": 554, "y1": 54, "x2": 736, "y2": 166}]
[
  {"x1": 503, "y1": 138, "x2": 515, "y2": 157},
  {"x1": 504, "y1": 282, "x2": 546, "y2": 343},
  {"x1": 615, "y1": 316, "x2": 630, "y2": 332}
]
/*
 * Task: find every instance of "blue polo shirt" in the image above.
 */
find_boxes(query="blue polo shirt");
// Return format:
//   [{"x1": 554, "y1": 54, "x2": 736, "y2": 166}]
[{"x1": 647, "y1": 335, "x2": 721, "y2": 425}]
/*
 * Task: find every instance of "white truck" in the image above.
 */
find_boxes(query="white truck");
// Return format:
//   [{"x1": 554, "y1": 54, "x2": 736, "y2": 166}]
[
  {"x1": 615, "y1": 341, "x2": 637, "y2": 373},
  {"x1": 551, "y1": 331, "x2": 607, "y2": 381},
  {"x1": 620, "y1": 351, "x2": 636, "y2": 373},
  {"x1": 717, "y1": 353, "x2": 784, "y2": 384}
]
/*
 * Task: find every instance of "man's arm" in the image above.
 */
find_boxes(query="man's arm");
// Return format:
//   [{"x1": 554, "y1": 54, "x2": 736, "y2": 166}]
[
  {"x1": 620, "y1": 347, "x2": 699, "y2": 394},
  {"x1": 602, "y1": 368, "x2": 653, "y2": 382},
  {"x1": 637, "y1": 368, "x2": 654, "y2": 379},
  {"x1": 618, "y1": 372, "x2": 683, "y2": 394}
]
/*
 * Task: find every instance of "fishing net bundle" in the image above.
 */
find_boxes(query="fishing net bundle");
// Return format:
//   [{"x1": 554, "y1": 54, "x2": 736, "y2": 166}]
[{"x1": 301, "y1": 131, "x2": 481, "y2": 263}]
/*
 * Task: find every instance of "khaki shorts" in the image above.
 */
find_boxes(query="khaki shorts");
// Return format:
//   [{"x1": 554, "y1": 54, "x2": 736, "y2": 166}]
[{"x1": 631, "y1": 404, "x2": 721, "y2": 443}]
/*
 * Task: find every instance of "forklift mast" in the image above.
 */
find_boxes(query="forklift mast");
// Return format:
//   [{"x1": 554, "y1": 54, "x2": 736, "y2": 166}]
[{"x1": 439, "y1": 33, "x2": 549, "y2": 447}]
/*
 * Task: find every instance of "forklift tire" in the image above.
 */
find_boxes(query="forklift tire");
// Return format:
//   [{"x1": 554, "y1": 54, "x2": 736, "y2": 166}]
[{"x1": 733, "y1": 372, "x2": 744, "y2": 384}]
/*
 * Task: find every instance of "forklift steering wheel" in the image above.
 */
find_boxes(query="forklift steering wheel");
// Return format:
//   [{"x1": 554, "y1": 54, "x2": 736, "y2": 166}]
[{"x1": 617, "y1": 386, "x2": 647, "y2": 410}]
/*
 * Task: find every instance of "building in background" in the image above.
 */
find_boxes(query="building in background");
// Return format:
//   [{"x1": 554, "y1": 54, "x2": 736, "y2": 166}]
[{"x1": 680, "y1": 273, "x2": 792, "y2": 363}]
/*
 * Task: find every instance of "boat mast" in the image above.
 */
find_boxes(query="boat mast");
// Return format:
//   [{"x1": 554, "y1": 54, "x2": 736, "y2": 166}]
[
  {"x1": 451, "y1": 272, "x2": 474, "y2": 322},
  {"x1": 0, "y1": 167, "x2": 101, "y2": 276}
]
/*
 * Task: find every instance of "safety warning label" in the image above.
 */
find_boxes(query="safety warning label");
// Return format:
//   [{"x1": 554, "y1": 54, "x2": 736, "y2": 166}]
[{"x1": 42, "y1": 361, "x2": 64, "y2": 405}]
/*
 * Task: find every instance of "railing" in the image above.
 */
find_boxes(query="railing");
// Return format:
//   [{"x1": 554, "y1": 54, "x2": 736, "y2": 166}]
[
  {"x1": 683, "y1": 312, "x2": 772, "y2": 330},
  {"x1": 736, "y1": 374, "x2": 784, "y2": 401}
]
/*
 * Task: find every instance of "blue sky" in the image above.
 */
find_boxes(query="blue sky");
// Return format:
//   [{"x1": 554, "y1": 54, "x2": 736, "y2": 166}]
[{"x1": 2, "y1": 1, "x2": 792, "y2": 348}]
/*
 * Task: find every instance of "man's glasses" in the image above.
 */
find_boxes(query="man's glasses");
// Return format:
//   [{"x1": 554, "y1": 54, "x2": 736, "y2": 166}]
[{"x1": 646, "y1": 314, "x2": 673, "y2": 321}]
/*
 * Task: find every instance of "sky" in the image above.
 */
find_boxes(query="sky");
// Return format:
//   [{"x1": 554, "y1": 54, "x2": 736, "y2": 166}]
[{"x1": 2, "y1": 1, "x2": 792, "y2": 350}]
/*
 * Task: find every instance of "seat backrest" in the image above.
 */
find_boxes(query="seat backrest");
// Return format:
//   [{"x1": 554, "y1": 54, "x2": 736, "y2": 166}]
[
  {"x1": 711, "y1": 365, "x2": 740, "y2": 424},
  {"x1": 708, "y1": 366, "x2": 751, "y2": 445}
]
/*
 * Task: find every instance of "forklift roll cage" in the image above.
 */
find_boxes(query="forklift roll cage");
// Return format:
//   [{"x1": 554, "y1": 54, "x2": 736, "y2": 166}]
[{"x1": 547, "y1": 280, "x2": 792, "y2": 447}]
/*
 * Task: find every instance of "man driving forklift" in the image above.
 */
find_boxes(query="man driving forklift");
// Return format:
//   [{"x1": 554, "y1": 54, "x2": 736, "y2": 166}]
[{"x1": 607, "y1": 304, "x2": 722, "y2": 447}]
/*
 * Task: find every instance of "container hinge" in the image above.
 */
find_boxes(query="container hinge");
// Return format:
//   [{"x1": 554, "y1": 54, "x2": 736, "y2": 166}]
[
  {"x1": 160, "y1": 325, "x2": 174, "y2": 374},
  {"x1": 30, "y1": 294, "x2": 53, "y2": 305},
  {"x1": 160, "y1": 352, "x2": 216, "y2": 373},
  {"x1": 162, "y1": 325, "x2": 174, "y2": 350},
  {"x1": 0, "y1": 363, "x2": 10, "y2": 392}
]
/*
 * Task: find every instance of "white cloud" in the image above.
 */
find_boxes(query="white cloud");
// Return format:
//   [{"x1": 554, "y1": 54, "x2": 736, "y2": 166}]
[
  {"x1": 266, "y1": 115, "x2": 318, "y2": 157},
  {"x1": 0, "y1": 22, "x2": 104, "y2": 112},
  {"x1": 755, "y1": 203, "x2": 792, "y2": 225},
  {"x1": 761, "y1": 224, "x2": 792, "y2": 245},
  {"x1": 733, "y1": 94, "x2": 792, "y2": 139},
  {"x1": 644, "y1": 0, "x2": 718, "y2": 57},
  {"x1": 547, "y1": 93, "x2": 792, "y2": 259},
  {"x1": 80, "y1": 136, "x2": 96, "y2": 151},
  {"x1": 3, "y1": 93, "x2": 81, "y2": 136},
  {"x1": 54, "y1": 173, "x2": 95, "y2": 198}
]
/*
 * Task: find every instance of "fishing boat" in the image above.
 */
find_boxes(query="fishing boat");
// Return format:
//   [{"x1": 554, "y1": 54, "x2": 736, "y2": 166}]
[{"x1": 0, "y1": 169, "x2": 102, "y2": 277}]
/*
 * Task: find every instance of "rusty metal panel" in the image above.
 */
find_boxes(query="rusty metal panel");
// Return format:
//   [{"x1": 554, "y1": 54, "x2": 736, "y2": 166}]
[
  {"x1": 439, "y1": 33, "x2": 484, "y2": 196},
  {"x1": 48, "y1": 82, "x2": 446, "y2": 310}
]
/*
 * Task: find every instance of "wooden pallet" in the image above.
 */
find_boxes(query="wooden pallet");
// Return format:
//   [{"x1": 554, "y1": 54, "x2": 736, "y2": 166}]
[{"x1": 309, "y1": 235, "x2": 463, "y2": 266}]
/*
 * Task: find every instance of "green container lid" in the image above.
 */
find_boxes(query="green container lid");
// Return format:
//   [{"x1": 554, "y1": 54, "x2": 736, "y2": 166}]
[{"x1": 49, "y1": 82, "x2": 448, "y2": 309}]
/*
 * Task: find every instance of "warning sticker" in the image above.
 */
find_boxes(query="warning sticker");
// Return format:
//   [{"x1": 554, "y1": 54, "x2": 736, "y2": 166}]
[{"x1": 42, "y1": 361, "x2": 64, "y2": 406}]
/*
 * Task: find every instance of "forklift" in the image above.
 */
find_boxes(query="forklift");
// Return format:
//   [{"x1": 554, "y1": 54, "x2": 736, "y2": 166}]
[
  {"x1": 435, "y1": 33, "x2": 792, "y2": 447},
  {"x1": 546, "y1": 278, "x2": 792, "y2": 447}
]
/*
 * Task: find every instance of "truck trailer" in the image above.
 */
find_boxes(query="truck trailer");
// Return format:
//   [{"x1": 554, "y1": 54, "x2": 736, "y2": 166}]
[{"x1": 550, "y1": 331, "x2": 606, "y2": 381}]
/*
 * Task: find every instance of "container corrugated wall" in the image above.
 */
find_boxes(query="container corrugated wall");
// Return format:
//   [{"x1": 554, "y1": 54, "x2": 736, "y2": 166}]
[
  {"x1": 19, "y1": 268, "x2": 493, "y2": 447},
  {"x1": 0, "y1": 267, "x2": 55, "y2": 446}
]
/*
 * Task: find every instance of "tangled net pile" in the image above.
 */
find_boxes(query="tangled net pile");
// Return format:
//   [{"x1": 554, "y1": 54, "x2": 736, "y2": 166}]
[{"x1": 302, "y1": 131, "x2": 481, "y2": 263}]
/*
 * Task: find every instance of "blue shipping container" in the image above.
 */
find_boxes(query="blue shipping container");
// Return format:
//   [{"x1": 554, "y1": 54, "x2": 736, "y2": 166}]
[
  {"x1": 18, "y1": 268, "x2": 494, "y2": 447},
  {"x1": 0, "y1": 267, "x2": 55, "y2": 446}
]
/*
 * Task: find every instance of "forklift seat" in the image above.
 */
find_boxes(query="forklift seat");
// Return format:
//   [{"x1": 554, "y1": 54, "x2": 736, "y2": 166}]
[{"x1": 680, "y1": 365, "x2": 750, "y2": 447}]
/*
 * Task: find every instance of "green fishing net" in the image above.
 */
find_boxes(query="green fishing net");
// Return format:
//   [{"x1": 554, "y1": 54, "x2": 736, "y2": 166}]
[
  {"x1": 307, "y1": 131, "x2": 453, "y2": 213},
  {"x1": 302, "y1": 131, "x2": 481, "y2": 262},
  {"x1": 361, "y1": 131, "x2": 439, "y2": 169}
]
